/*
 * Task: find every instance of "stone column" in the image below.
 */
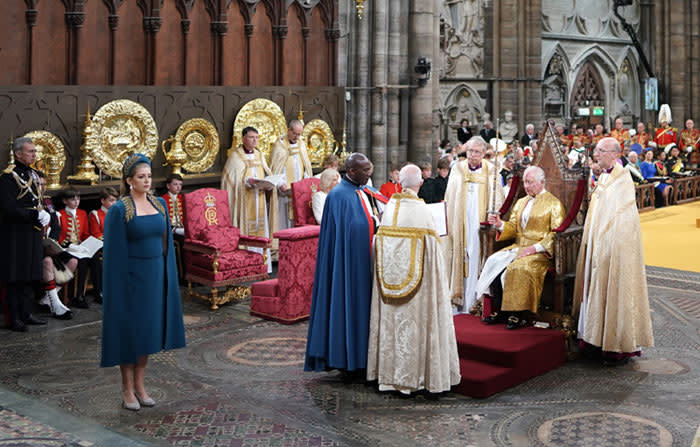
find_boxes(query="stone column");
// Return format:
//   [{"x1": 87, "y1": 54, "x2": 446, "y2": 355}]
[
  {"x1": 352, "y1": 0, "x2": 371, "y2": 157},
  {"x1": 386, "y1": 0, "x2": 403, "y2": 171},
  {"x1": 408, "y1": 0, "x2": 437, "y2": 163},
  {"x1": 370, "y1": 0, "x2": 388, "y2": 182}
]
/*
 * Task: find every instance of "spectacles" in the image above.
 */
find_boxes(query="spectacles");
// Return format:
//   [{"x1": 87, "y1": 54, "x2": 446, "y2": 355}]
[{"x1": 466, "y1": 150, "x2": 483, "y2": 155}]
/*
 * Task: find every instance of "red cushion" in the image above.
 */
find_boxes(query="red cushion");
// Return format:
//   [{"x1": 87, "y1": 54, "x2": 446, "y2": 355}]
[
  {"x1": 273, "y1": 225, "x2": 320, "y2": 241},
  {"x1": 251, "y1": 279, "x2": 280, "y2": 297},
  {"x1": 198, "y1": 226, "x2": 240, "y2": 252},
  {"x1": 187, "y1": 249, "x2": 263, "y2": 270}
]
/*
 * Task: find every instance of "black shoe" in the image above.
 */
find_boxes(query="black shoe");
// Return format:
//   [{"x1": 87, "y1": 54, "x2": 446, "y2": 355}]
[
  {"x1": 71, "y1": 296, "x2": 89, "y2": 309},
  {"x1": 506, "y1": 315, "x2": 528, "y2": 330},
  {"x1": 24, "y1": 314, "x2": 47, "y2": 325},
  {"x1": 53, "y1": 310, "x2": 73, "y2": 320},
  {"x1": 9, "y1": 320, "x2": 27, "y2": 332},
  {"x1": 94, "y1": 293, "x2": 103, "y2": 305},
  {"x1": 482, "y1": 313, "x2": 503, "y2": 325},
  {"x1": 602, "y1": 356, "x2": 630, "y2": 367}
]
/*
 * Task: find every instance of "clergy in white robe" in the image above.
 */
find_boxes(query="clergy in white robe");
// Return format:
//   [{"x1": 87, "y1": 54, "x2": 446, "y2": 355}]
[
  {"x1": 367, "y1": 164, "x2": 460, "y2": 394},
  {"x1": 444, "y1": 136, "x2": 504, "y2": 313},
  {"x1": 574, "y1": 137, "x2": 653, "y2": 362},
  {"x1": 221, "y1": 126, "x2": 278, "y2": 273},
  {"x1": 270, "y1": 120, "x2": 313, "y2": 229},
  {"x1": 476, "y1": 166, "x2": 566, "y2": 328}
]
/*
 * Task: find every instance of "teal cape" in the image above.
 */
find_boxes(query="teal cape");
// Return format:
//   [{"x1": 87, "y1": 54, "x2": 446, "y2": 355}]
[
  {"x1": 100, "y1": 196, "x2": 186, "y2": 367},
  {"x1": 304, "y1": 178, "x2": 374, "y2": 371}
]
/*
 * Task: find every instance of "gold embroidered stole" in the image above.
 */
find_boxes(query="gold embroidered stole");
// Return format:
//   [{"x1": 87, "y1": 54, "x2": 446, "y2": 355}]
[{"x1": 242, "y1": 152, "x2": 267, "y2": 237}]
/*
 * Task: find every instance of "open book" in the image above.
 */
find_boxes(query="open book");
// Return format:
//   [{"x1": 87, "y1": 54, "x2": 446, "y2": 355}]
[
  {"x1": 251, "y1": 174, "x2": 287, "y2": 190},
  {"x1": 43, "y1": 236, "x2": 103, "y2": 259},
  {"x1": 426, "y1": 202, "x2": 448, "y2": 237}
]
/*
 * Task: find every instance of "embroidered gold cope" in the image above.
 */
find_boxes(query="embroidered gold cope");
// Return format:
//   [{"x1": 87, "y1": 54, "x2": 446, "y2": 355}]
[
  {"x1": 574, "y1": 164, "x2": 654, "y2": 353},
  {"x1": 494, "y1": 191, "x2": 565, "y2": 313},
  {"x1": 367, "y1": 190, "x2": 460, "y2": 394},
  {"x1": 444, "y1": 159, "x2": 504, "y2": 308},
  {"x1": 221, "y1": 146, "x2": 279, "y2": 240},
  {"x1": 270, "y1": 136, "x2": 313, "y2": 225}
]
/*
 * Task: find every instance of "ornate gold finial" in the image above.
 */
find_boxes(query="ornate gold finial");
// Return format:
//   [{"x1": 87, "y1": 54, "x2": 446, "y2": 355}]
[
  {"x1": 67, "y1": 103, "x2": 100, "y2": 185},
  {"x1": 355, "y1": 0, "x2": 365, "y2": 19},
  {"x1": 298, "y1": 101, "x2": 304, "y2": 125},
  {"x1": 161, "y1": 135, "x2": 187, "y2": 177}
]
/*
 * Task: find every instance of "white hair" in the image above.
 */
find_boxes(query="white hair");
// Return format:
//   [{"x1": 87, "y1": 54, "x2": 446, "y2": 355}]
[
  {"x1": 524, "y1": 166, "x2": 545, "y2": 185},
  {"x1": 319, "y1": 168, "x2": 340, "y2": 191},
  {"x1": 399, "y1": 164, "x2": 422, "y2": 189},
  {"x1": 526, "y1": 123, "x2": 535, "y2": 131}
]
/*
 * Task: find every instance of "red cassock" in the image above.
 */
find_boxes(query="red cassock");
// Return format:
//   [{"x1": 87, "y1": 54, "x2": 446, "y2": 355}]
[
  {"x1": 58, "y1": 208, "x2": 90, "y2": 245},
  {"x1": 654, "y1": 126, "x2": 678, "y2": 149},
  {"x1": 162, "y1": 193, "x2": 184, "y2": 228},
  {"x1": 379, "y1": 181, "x2": 402, "y2": 199},
  {"x1": 88, "y1": 208, "x2": 107, "y2": 240}
]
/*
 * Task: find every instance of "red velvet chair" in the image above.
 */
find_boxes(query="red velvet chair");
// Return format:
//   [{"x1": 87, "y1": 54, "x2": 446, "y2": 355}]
[
  {"x1": 182, "y1": 188, "x2": 270, "y2": 310},
  {"x1": 291, "y1": 177, "x2": 320, "y2": 226},
  {"x1": 250, "y1": 225, "x2": 319, "y2": 323}
]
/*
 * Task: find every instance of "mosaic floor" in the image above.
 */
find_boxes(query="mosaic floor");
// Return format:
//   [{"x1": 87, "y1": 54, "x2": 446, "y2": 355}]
[{"x1": 0, "y1": 265, "x2": 699, "y2": 447}]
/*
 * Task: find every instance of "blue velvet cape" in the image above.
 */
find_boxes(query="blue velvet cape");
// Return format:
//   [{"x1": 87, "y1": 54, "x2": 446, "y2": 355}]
[
  {"x1": 100, "y1": 195, "x2": 186, "y2": 367},
  {"x1": 304, "y1": 178, "x2": 374, "y2": 371}
]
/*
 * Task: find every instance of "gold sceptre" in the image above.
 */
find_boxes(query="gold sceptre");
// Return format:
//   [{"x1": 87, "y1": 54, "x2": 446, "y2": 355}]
[
  {"x1": 298, "y1": 101, "x2": 305, "y2": 126},
  {"x1": 489, "y1": 118, "x2": 501, "y2": 228},
  {"x1": 67, "y1": 104, "x2": 99, "y2": 184}
]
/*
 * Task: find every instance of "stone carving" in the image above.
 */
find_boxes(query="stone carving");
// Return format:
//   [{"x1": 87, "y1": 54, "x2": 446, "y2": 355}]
[
  {"x1": 542, "y1": 0, "x2": 640, "y2": 38},
  {"x1": 441, "y1": 84, "x2": 485, "y2": 141},
  {"x1": 440, "y1": 0, "x2": 484, "y2": 77},
  {"x1": 498, "y1": 111, "x2": 518, "y2": 144},
  {"x1": 543, "y1": 54, "x2": 567, "y2": 117}
]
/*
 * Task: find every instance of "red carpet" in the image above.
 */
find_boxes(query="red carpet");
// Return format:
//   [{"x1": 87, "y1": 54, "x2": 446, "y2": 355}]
[{"x1": 453, "y1": 314, "x2": 566, "y2": 398}]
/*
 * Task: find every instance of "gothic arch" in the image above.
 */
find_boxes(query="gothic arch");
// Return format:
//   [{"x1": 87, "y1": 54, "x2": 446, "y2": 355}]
[
  {"x1": 541, "y1": 42, "x2": 571, "y2": 79},
  {"x1": 442, "y1": 83, "x2": 485, "y2": 138},
  {"x1": 569, "y1": 46, "x2": 617, "y2": 124},
  {"x1": 542, "y1": 44, "x2": 570, "y2": 118}
]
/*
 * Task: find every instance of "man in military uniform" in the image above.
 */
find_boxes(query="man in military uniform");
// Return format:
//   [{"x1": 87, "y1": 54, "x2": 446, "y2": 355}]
[
  {"x1": 0, "y1": 138, "x2": 50, "y2": 331},
  {"x1": 679, "y1": 119, "x2": 700, "y2": 167},
  {"x1": 609, "y1": 118, "x2": 631, "y2": 151},
  {"x1": 654, "y1": 104, "x2": 677, "y2": 152},
  {"x1": 633, "y1": 122, "x2": 652, "y2": 148}
]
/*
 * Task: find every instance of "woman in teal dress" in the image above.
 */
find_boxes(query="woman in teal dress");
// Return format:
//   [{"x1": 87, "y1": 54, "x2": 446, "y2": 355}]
[{"x1": 100, "y1": 153, "x2": 186, "y2": 411}]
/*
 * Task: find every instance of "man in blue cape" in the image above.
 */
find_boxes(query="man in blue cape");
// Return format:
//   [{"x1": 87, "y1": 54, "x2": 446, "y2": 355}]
[{"x1": 305, "y1": 153, "x2": 379, "y2": 372}]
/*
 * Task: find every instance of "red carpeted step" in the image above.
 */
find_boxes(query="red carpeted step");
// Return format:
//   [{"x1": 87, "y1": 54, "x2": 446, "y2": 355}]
[{"x1": 453, "y1": 314, "x2": 566, "y2": 398}]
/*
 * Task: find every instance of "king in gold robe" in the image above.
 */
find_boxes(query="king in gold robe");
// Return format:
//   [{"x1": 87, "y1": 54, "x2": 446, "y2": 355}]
[
  {"x1": 574, "y1": 163, "x2": 654, "y2": 354},
  {"x1": 476, "y1": 169, "x2": 565, "y2": 321},
  {"x1": 444, "y1": 149, "x2": 504, "y2": 313},
  {"x1": 367, "y1": 176, "x2": 460, "y2": 394},
  {"x1": 221, "y1": 145, "x2": 278, "y2": 272},
  {"x1": 270, "y1": 123, "x2": 313, "y2": 229}
]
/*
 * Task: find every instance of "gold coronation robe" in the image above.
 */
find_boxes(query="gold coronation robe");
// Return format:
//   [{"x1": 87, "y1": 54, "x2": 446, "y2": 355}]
[
  {"x1": 574, "y1": 164, "x2": 654, "y2": 353},
  {"x1": 444, "y1": 159, "x2": 504, "y2": 308},
  {"x1": 492, "y1": 191, "x2": 565, "y2": 313},
  {"x1": 270, "y1": 135, "x2": 313, "y2": 227},
  {"x1": 367, "y1": 190, "x2": 460, "y2": 394},
  {"x1": 221, "y1": 146, "x2": 279, "y2": 242}
]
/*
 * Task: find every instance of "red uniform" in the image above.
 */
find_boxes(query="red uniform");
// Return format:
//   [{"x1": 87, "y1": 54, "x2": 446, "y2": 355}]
[
  {"x1": 609, "y1": 128, "x2": 631, "y2": 150},
  {"x1": 633, "y1": 131, "x2": 652, "y2": 147},
  {"x1": 679, "y1": 128, "x2": 700, "y2": 151},
  {"x1": 379, "y1": 181, "x2": 402, "y2": 199},
  {"x1": 162, "y1": 192, "x2": 184, "y2": 229},
  {"x1": 654, "y1": 126, "x2": 678, "y2": 150},
  {"x1": 88, "y1": 208, "x2": 107, "y2": 240},
  {"x1": 58, "y1": 208, "x2": 90, "y2": 245}
]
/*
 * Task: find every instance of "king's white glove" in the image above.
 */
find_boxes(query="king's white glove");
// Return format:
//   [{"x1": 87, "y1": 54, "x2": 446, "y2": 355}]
[{"x1": 38, "y1": 210, "x2": 50, "y2": 227}]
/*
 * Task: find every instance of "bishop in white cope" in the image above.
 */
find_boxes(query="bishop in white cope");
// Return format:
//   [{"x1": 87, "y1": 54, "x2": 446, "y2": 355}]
[
  {"x1": 367, "y1": 164, "x2": 460, "y2": 394},
  {"x1": 270, "y1": 120, "x2": 313, "y2": 229}
]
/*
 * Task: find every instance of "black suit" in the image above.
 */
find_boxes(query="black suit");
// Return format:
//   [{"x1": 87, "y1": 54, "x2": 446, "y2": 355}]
[
  {"x1": 0, "y1": 162, "x2": 44, "y2": 327},
  {"x1": 457, "y1": 127, "x2": 473, "y2": 144},
  {"x1": 521, "y1": 133, "x2": 536, "y2": 147},
  {"x1": 480, "y1": 128, "x2": 497, "y2": 143}
]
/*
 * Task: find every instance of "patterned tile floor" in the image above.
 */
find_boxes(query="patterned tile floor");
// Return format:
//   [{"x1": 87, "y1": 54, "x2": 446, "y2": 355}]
[{"x1": 0, "y1": 266, "x2": 699, "y2": 446}]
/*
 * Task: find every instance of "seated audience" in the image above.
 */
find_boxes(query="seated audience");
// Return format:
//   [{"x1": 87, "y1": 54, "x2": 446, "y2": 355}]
[{"x1": 640, "y1": 148, "x2": 672, "y2": 207}]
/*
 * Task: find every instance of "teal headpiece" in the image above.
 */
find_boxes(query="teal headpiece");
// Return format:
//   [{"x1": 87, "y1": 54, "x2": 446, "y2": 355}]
[{"x1": 122, "y1": 153, "x2": 151, "y2": 178}]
